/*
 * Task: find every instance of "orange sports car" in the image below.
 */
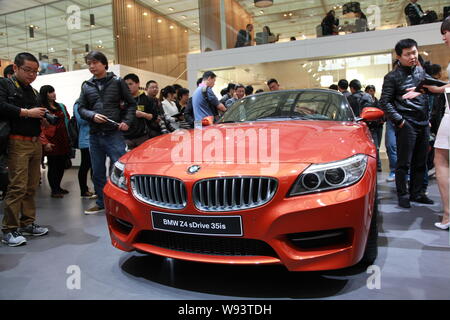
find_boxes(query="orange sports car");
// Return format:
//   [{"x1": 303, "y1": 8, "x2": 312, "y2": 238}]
[{"x1": 104, "y1": 89, "x2": 383, "y2": 271}]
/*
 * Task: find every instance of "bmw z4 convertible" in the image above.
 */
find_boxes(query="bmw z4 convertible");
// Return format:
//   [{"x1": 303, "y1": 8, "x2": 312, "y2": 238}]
[{"x1": 104, "y1": 89, "x2": 383, "y2": 271}]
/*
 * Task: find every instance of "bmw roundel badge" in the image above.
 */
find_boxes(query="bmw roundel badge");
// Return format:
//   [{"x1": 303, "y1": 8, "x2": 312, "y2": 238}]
[{"x1": 187, "y1": 165, "x2": 201, "y2": 174}]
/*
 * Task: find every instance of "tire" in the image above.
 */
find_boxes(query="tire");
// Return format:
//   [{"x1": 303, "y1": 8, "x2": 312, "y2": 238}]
[{"x1": 360, "y1": 190, "x2": 379, "y2": 266}]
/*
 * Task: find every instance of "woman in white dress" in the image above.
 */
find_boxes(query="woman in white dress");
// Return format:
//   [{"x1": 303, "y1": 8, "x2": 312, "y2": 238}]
[
  {"x1": 160, "y1": 85, "x2": 180, "y2": 131},
  {"x1": 422, "y1": 17, "x2": 450, "y2": 230}
]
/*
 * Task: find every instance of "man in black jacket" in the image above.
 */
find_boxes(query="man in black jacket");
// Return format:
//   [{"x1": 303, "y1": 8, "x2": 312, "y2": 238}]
[
  {"x1": 380, "y1": 39, "x2": 434, "y2": 208},
  {"x1": 123, "y1": 73, "x2": 154, "y2": 149},
  {"x1": 78, "y1": 51, "x2": 136, "y2": 214},
  {"x1": 0, "y1": 52, "x2": 48, "y2": 246},
  {"x1": 235, "y1": 24, "x2": 253, "y2": 47},
  {"x1": 405, "y1": 0, "x2": 425, "y2": 25},
  {"x1": 348, "y1": 80, "x2": 383, "y2": 172}
]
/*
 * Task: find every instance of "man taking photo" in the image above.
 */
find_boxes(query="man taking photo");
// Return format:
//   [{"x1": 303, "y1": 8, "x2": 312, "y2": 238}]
[{"x1": 0, "y1": 52, "x2": 48, "y2": 246}]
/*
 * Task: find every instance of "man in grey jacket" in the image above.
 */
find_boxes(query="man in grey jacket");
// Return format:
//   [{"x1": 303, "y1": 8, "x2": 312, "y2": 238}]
[{"x1": 78, "y1": 51, "x2": 136, "y2": 214}]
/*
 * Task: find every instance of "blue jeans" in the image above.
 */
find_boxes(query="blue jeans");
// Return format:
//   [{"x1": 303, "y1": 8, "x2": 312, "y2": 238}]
[
  {"x1": 385, "y1": 120, "x2": 397, "y2": 174},
  {"x1": 89, "y1": 131, "x2": 126, "y2": 208}
]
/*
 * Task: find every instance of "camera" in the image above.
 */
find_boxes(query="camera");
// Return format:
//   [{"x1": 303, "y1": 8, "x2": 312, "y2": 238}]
[{"x1": 44, "y1": 110, "x2": 59, "y2": 125}]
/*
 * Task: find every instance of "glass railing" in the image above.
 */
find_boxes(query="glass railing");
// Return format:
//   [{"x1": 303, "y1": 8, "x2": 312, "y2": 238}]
[{"x1": 196, "y1": 0, "x2": 449, "y2": 52}]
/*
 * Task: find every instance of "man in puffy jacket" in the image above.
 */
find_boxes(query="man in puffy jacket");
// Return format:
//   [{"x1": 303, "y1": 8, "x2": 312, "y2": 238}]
[
  {"x1": 78, "y1": 51, "x2": 136, "y2": 214},
  {"x1": 380, "y1": 38, "x2": 433, "y2": 208}
]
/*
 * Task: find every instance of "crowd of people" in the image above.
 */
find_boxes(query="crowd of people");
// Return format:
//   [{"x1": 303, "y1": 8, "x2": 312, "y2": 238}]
[{"x1": 0, "y1": 17, "x2": 449, "y2": 247}]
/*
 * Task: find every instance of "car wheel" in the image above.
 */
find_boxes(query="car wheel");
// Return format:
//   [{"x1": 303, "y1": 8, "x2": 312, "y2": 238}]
[{"x1": 360, "y1": 189, "x2": 379, "y2": 266}]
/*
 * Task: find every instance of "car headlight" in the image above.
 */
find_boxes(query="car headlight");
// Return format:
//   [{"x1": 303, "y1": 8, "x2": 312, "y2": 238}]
[
  {"x1": 110, "y1": 161, "x2": 127, "y2": 191},
  {"x1": 288, "y1": 154, "x2": 368, "y2": 196}
]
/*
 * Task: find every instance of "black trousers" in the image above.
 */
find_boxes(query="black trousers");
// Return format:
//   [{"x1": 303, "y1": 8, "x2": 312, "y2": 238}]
[
  {"x1": 78, "y1": 148, "x2": 92, "y2": 195},
  {"x1": 47, "y1": 155, "x2": 66, "y2": 194},
  {"x1": 394, "y1": 121, "x2": 429, "y2": 198},
  {"x1": 369, "y1": 125, "x2": 382, "y2": 170}
]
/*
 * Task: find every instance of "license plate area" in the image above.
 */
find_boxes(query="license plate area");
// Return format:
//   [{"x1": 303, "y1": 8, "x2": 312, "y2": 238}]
[{"x1": 151, "y1": 211, "x2": 243, "y2": 236}]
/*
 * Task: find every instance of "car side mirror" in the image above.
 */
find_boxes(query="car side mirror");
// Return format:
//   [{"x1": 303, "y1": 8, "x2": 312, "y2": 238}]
[{"x1": 359, "y1": 107, "x2": 384, "y2": 122}]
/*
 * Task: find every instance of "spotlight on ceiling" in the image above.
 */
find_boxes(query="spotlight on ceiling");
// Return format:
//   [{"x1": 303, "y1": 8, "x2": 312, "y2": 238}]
[
  {"x1": 90, "y1": 14, "x2": 95, "y2": 27},
  {"x1": 254, "y1": 0, "x2": 273, "y2": 8},
  {"x1": 29, "y1": 26, "x2": 35, "y2": 39}
]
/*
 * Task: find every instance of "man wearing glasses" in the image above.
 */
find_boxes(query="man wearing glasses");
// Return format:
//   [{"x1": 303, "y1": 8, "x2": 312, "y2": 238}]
[{"x1": 0, "y1": 52, "x2": 48, "y2": 247}]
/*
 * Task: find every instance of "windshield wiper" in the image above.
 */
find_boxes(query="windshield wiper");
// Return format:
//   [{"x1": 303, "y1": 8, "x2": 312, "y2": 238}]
[{"x1": 256, "y1": 115, "x2": 311, "y2": 121}]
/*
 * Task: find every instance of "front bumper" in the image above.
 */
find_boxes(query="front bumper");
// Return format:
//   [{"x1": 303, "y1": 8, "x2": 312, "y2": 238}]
[{"x1": 104, "y1": 158, "x2": 377, "y2": 271}]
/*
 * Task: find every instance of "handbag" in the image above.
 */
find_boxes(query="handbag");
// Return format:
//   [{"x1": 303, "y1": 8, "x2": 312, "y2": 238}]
[
  {"x1": 64, "y1": 156, "x2": 72, "y2": 170},
  {"x1": 0, "y1": 120, "x2": 11, "y2": 155}
]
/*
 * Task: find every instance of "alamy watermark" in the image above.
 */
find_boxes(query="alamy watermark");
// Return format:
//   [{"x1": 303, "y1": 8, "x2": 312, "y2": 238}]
[
  {"x1": 366, "y1": 265, "x2": 381, "y2": 290},
  {"x1": 170, "y1": 128, "x2": 280, "y2": 175},
  {"x1": 66, "y1": 265, "x2": 81, "y2": 290},
  {"x1": 66, "y1": 5, "x2": 81, "y2": 30}
]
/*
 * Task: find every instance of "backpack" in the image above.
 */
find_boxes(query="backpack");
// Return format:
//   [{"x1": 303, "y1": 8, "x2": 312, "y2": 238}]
[{"x1": 67, "y1": 116, "x2": 79, "y2": 149}]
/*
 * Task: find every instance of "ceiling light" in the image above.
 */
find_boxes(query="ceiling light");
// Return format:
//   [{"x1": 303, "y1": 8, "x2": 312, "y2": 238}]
[
  {"x1": 288, "y1": 12, "x2": 293, "y2": 16},
  {"x1": 184, "y1": 29, "x2": 188, "y2": 33},
  {"x1": 29, "y1": 26, "x2": 34, "y2": 39},
  {"x1": 181, "y1": 15, "x2": 187, "y2": 19},
  {"x1": 143, "y1": 12, "x2": 148, "y2": 16},
  {"x1": 169, "y1": 25, "x2": 174, "y2": 29},
  {"x1": 168, "y1": 7, "x2": 174, "y2": 11},
  {"x1": 283, "y1": 13, "x2": 287, "y2": 17},
  {"x1": 157, "y1": 19, "x2": 162, "y2": 23},
  {"x1": 90, "y1": 13, "x2": 95, "y2": 27},
  {"x1": 127, "y1": 4, "x2": 132, "y2": 8},
  {"x1": 422, "y1": 51, "x2": 429, "y2": 56},
  {"x1": 193, "y1": 22, "x2": 198, "y2": 26},
  {"x1": 254, "y1": 0, "x2": 273, "y2": 8},
  {"x1": 259, "y1": 10, "x2": 264, "y2": 14}
]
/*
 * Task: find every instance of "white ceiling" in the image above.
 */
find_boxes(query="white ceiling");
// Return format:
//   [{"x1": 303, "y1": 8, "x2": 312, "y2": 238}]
[
  {"x1": 0, "y1": 0, "x2": 56, "y2": 16},
  {"x1": 0, "y1": 0, "x2": 114, "y2": 67}
]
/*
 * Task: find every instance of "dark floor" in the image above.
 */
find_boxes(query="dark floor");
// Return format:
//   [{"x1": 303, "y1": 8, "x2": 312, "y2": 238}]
[{"x1": 0, "y1": 168, "x2": 449, "y2": 300}]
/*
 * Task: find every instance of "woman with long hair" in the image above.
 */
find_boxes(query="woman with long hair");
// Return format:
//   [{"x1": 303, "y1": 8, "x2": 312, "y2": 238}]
[
  {"x1": 263, "y1": 26, "x2": 279, "y2": 43},
  {"x1": 39, "y1": 85, "x2": 71, "y2": 198},
  {"x1": 160, "y1": 85, "x2": 180, "y2": 131},
  {"x1": 426, "y1": 18, "x2": 450, "y2": 230}
]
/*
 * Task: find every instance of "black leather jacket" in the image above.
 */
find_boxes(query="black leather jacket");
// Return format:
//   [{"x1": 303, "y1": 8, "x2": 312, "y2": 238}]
[
  {"x1": 347, "y1": 90, "x2": 373, "y2": 117},
  {"x1": 379, "y1": 63, "x2": 430, "y2": 127},
  {"x1": 78, "y1": 72, "x2": 136, "y2": 134}
]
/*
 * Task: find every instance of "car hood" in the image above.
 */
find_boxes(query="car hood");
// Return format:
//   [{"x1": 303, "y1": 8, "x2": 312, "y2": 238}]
[{"x1": 122, "y1": 121, "x2": 375, "y2": 165}]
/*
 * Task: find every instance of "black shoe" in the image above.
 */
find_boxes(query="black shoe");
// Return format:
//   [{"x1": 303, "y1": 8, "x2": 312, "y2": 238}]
[
  {"x1": 410, "y1": 195, "x2": 434, "y2": 205},
  {"x1": 58, "y1": 189, "x2": 69, "y2": 194},
  {"x1": 398, "y1": 197, "x2": 411, "y2": 208}
]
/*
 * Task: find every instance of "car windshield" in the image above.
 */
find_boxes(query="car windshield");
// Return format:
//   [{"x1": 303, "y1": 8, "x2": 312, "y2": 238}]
[{"x1": 219, "y1": 90, "x2": 354, "y2": 123}]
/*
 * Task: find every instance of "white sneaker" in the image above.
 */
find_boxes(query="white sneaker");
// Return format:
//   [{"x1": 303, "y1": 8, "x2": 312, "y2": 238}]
[
  {"x1": 434, "y1": 222, "x2": 450, "y2": 230},
  {"x1": 2, "y1": 231, "x2": 27, "y2": 247},
  {"x1": 20, "y1": 223, "x2": 49, "y2": 237},
  {"x1": 386, "y1": 172, "x2": 395, "y2": 182}
]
